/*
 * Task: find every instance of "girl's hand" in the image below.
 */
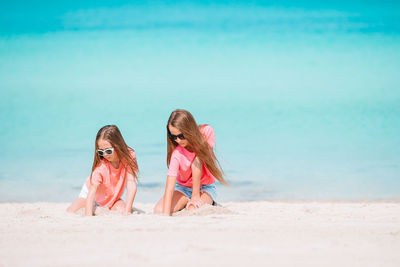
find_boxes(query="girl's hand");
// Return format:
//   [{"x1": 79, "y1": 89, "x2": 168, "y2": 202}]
[
  {"x1": 186, "y1": 196, "x2": 204, "y2": 210},
  {"x1": 123, "y1": 210, "x2": 132, "y2": 216}
]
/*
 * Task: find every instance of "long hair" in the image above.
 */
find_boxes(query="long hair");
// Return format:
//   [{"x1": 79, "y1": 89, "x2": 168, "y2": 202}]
[
  {"x1": 167, "y1": 109, "x2": 227, "y2": 185},
  {"x1": 91, "y1": 125, "x2": 139, "y2": 182}
]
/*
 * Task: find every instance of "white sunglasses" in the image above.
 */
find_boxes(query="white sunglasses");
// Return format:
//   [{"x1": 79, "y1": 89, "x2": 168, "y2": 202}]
[{"x1": 97, "y1": 147, "x2": 114, "y2": 157}]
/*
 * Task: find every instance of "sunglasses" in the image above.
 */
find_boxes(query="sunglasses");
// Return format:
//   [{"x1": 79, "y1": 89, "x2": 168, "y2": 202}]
[
  {"x1": 168, "y1": 131, "x2": 185, "y2": 141},
  {"x1": 97, "y1": 147, "x2": 114, "y2": 157}
]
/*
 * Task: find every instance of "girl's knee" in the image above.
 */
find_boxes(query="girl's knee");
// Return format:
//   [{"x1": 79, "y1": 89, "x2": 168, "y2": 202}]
[
  {"x1": 66, "y1": 206, "x2": 74, "y2": 213},
  {"x1": 111, "y1": 200, "x2": 126, "y2": 211},
  {"x1": 200, "y1": 192, "x2": 213, "y2": 205},
  {"x1": 153, "y1": 205, "x2": 162, "y2": 214}
]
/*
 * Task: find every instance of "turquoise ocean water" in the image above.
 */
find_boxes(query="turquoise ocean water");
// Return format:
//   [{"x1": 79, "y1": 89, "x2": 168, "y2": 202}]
[{"x1": 1, "y1": 1, "x2": 400, "y2": 202}]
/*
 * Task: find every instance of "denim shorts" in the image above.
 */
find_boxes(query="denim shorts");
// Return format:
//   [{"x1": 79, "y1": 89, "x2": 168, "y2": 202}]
[{"x1": 175, "y1": 183, "x2": 217, "y2": 202}]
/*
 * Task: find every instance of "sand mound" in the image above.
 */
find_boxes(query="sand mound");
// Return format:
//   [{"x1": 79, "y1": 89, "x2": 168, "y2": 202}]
[{"x1": 175, "y1": 204, "x2": 235, "y2": 216}]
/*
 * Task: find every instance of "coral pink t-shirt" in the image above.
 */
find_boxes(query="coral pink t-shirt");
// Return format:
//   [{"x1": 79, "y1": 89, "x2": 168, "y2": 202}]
[
  {"x1": 85, "y1": 149, "x2": 136, "y2": 208},
  {"x1": 167, "y1": 125, "x2": 216, "y2": 187}
]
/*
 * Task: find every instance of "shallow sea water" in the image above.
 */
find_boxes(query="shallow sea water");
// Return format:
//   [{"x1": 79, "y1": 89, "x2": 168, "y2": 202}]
[{"x1": 1, "y1": 1, "x2": 399, "y2": 202}]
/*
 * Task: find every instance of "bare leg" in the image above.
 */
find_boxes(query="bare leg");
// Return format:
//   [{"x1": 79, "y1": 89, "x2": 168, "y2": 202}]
[
  {"x1": 111, "y1": 199, "x2": 126, "y2": 213},
  {"x1": 154, "y1": 191, "x2": 189, "y2": 214},
  {"x1": 66, "y1": 197, "x2": 86, "y2": 213},
  {"x1": 200, "y1": 192, "x2": 213, "y2": 205}
]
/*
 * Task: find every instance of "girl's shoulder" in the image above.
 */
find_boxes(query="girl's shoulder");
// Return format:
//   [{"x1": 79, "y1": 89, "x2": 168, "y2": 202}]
[
  {"x1": 199, "y1": 124, "x2": 215, "y2": 147},
  {"x1": 92, "y1": 160, "x2": 109, "y2": 174},
  {"x1": 127, "y1": 147, "x2": 136, "y2": 158},
  {"x1": 199, "y1": 124, "x2": 213, "y2": 132},
  {"x1": 171, "y1": 145, "x2": 190, "y2": 159},
  {"x1": 120, "y1": 147, "x2": 137, "y2": 170},
  {"x1": 172, "y1": 145, "x2": 184, "y2": 154}
]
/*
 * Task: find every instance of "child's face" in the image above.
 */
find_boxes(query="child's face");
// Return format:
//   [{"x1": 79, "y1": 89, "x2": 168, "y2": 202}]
[
  {"x1": 168, "y1": 125, "x2": 188, "y2": 147},
  {"x1": 97, "y1": 139, "x2": 119, "y2": 162}
]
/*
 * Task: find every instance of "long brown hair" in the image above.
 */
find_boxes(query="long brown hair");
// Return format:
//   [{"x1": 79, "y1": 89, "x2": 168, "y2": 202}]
[
  {"x1": 91, "y1": 125, "x2": 139, "y2": 182},
  {"x1": 167, "y1": 109, "x2": 227, "y2": 185}
]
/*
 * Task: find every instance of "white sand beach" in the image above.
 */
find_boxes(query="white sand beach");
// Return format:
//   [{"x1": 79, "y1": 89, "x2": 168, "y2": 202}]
[{"x1": 1, "y1": 201, "x2": 399, "y2": 267}]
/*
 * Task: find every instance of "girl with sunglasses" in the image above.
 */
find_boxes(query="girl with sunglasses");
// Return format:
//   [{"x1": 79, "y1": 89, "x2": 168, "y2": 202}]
[
  {"x1": 154, "y1": 109, "x2": 227, "y2": 215},
  {"x1": 67, "y1": 125, "x2": 139, "y2": 216}
]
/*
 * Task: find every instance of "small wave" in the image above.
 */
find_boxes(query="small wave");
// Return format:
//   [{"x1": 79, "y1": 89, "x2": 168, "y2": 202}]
[{"x1": 138, "y1": 182, "x2": 163, "y2": 188}]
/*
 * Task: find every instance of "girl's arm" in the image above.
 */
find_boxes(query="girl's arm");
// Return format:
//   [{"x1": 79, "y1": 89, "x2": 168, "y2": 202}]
[
  {"x1": 190, "y1": 156, "x2": 202, "y2": 202},
  {"x1": 85, "y1": 184, "x2": 98, "y2": 216},
  {"x1": 162, "y1": 175, "x2": 176, "y2": 216},
  {"x1": 124, "y1": 174, "x2": 137, "y2": 215}
]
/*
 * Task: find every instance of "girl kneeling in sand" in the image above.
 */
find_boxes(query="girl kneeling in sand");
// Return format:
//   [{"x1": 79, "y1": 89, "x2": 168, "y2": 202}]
[
  {"x1": 154, "y1": 109, "x2": 227, "y2": 215},
  {"x1": 67, "y1": 125, "x2": 139, "y2": 216}
]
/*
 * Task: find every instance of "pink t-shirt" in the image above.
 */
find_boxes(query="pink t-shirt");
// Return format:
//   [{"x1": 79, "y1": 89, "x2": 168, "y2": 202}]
[
  {"x1": 85, "y1": 149, "x2": 136, "y2": 208},
  {"x1": 167, "y1": 125, "x2": 216, "y2": 187}
]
